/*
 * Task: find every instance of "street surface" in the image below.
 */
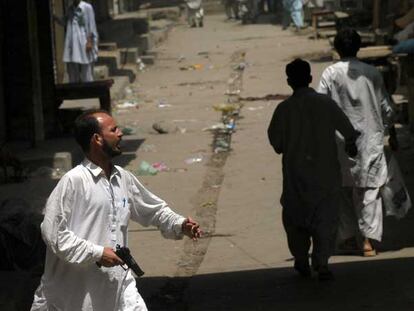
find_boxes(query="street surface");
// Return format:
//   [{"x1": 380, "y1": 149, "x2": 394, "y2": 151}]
[
  {"x1": 2, "y1": 11, "x2": 414, "y2": 311},
  {"x1": 109, "y1": 13, "x2": 414, "y2": 311}
]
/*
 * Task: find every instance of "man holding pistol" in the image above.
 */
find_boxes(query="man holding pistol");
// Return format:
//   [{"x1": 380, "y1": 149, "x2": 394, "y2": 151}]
[{"x1": 31, "y1": 109, "x2": 201, "y2": 311}]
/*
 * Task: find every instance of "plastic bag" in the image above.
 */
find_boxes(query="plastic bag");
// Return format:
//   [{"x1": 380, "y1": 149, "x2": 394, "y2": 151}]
[
  {"x1": 381, "y1": 154, "x2": 412, "y2": 219},
  {"x1": 137, "y1": 161, "x2": 158, "y2": 176}
]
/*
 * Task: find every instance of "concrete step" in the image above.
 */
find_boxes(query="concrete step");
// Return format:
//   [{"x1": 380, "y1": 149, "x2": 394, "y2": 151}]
[
  {"x1": 140, "y1": 54, "x2": 155, "y2": 65},
  {"x1": 99, "y1": 16, "x2": 150, "y2": 48},
  {"x1": 93, "y1": 65, "x2": 110, "y2": 80},
  {"x1": 99, "y1": 42, "x2": 118, "y2": 51},
  {"x1": 97, "y1": 50, "x2": 122, "y2": 74},
  {"x1": 110, "y1": 75, "x2": 133, "y2": 101},
  {"x1": 120, "y1": 47, "x2": 141, "y2": 64}
]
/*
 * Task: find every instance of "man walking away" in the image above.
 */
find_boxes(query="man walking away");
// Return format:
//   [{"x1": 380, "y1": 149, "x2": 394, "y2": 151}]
[
  {"x1": 268, "y1": 59, "x2": 358, "y2": 280},
  {"x1": 318, "y1": 29, "x2": 399, "y2": 257}
]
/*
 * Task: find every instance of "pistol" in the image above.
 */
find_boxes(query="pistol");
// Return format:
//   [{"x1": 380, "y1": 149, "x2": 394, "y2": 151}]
[
  {"x1": 96, "y1": 244, "x2": 145, "y2": 277},
  {"x1": 115, "y1": 244, "x2": 145, "y2": 277}
]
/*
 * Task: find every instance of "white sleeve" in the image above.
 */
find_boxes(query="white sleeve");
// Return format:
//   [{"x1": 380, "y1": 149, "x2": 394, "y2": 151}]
[
  {"x1": 127, "y1": 172, "x2": 186, "y2": 239},
  {"x1": 41, "y1": 176, "x2": 104, "y2": 265},
  {"x1": 317, "y1": 68, "x2": 331, "y2": 95}
]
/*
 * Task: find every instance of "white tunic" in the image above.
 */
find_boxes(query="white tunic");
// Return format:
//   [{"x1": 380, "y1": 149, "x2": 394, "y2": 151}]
[
  {"x1": 63, "y1": 1, "x2": 98, "y2": 64},
  {"x1": 318, "y1": 58, "x2": 395, "y2": 188},
  {"x1": 31, "y1": 159, "x2": 186, "y2": 311}
]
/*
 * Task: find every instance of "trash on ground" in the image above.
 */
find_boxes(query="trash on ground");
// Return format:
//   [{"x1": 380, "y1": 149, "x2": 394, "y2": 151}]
[
  {"x1": 179, "y1": 64, "x2": 204, "y2": 71},
  {"x1": 233, "y1": 62, "x2": 247, "y2": 71},
  {"x1": 124, "y1": 86, "x2": 133, "y2": 95},
  {"x1": 178, "y1": 55, "x2": 186, "y2": 62},
  {"x1": 137, "y1": 161, "x2": 158, "y2": 176},
  {"x1": 202, "y1": 123, "x2": 227, "y2": 131},
  {"x1": 136, "y1": 57, "x2": 146, "y2": 71},
  {"x1": 201, "y1": 201, "x2": 215, "y2": 208},
  {"x1": 173, "y1": 168, "x2": 188, "y2": 173},
  {"x1": 157, "y1": 99, "x2": 172, "y2": 108},
  {"x1": 152, "y1": 162, "x2": 169, "y2": 172},
  {"x1": 152, "y1": 121, "x2": 178, "y2": 134},
  {"x1": 185, "y1": 155, "x2": 204, "y2": 164},
  {"x1": 247, "y1": 106, "x2": 264, "y2": 111},
  {"x1": 122, "y1": 127, "x2": 136, "y2": 135},
  {"x1": 116, "y1": 101, "x2": 139, "y2": 109}
]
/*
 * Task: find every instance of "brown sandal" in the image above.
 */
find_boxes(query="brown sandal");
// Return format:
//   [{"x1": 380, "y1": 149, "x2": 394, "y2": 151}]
[{"x1": 363, "y1": 248, "x2": 377, "y2": 257}]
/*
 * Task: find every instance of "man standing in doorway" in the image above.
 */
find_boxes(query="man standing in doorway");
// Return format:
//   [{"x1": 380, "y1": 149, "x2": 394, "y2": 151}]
[
  {"x1": 318, "y1": 28, "x2": 398, "y2": 256},
  {"x1": 268, "y1": 59, "x2": 358, "y2": 280},
  {"x1": 58, "y1": 0, "x2": 98, "y2": 83}
]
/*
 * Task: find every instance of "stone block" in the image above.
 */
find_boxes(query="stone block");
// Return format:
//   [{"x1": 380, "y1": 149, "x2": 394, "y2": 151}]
[
  {"x1": 120, "y1": 48, "x2": 140, "y2": 65},
  {"x1": 53, "y1": 152, "x2": 73, "y2": 172},
  {"x1": 93, "y1": 65, "x2": 109, "y2": 80},
  {"x1": 138, "y1": 34, "x2": 153, "y2": 52},
  {"x1": 140, "y1": 55, "x2": 155, "y2": 65}
]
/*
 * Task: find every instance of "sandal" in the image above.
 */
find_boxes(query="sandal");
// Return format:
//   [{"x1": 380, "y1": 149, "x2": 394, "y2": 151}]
[{"x1": 363, "y1": 248, "x2": 377, "y2": 257}]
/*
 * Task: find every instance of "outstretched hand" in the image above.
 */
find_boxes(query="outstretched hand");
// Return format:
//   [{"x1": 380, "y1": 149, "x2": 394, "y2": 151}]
[{"x1": 182, "y1": 217, "x2": 202, "y2": 241}]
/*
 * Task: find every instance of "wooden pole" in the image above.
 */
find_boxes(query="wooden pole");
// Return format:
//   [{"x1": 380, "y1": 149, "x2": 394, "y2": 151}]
[
  {"x1": 372, "y1": 0, "x2": 381, "y2": 30},
  {"x1": 27, "y1": 0, "x2": 45, "y2": 144}
]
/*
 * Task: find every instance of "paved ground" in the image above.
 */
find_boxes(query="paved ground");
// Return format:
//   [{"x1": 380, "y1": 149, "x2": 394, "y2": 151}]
[{"x1": 3, "y1": 11, "x2": 414, "y2": 311}]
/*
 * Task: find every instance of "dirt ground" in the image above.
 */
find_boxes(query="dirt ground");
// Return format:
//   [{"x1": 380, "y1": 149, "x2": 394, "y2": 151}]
[{"x1": 3, "y1": 11, "x2": 414, "y2": 311}]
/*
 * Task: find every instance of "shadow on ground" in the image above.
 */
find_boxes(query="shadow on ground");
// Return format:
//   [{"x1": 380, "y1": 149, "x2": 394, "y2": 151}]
[{"x1": 141, "y1": 257, "x2": 414, "y2": 311}]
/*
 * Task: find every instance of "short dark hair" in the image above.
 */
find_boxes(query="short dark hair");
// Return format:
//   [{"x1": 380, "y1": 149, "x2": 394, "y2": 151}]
[
  {"x1": 74, "y1": 109, "x2": 110, "y2": 152},
  {"x1": 286, "y1": 58, "x2": 311, "y2": 87},
  {"x1": 334, "y1": 28, "x2": 361, "y2": 57}
]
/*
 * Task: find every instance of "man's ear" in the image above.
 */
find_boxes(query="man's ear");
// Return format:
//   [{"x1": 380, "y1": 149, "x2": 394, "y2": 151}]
[
  {"x1": 309, "y1": 75, "x2": 313, "y2": 84},
  {"x1": 93, "y1": 133, "x2": 103, "y2": 146}
]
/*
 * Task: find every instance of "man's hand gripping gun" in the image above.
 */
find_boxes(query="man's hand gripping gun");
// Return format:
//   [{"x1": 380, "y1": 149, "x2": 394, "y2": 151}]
[
  {"x1": 115, "y1": 244, "x2": 145, "y2": 277},
  {"x1": 96, "y1": 244, "x2": 145, "y2": 277}
]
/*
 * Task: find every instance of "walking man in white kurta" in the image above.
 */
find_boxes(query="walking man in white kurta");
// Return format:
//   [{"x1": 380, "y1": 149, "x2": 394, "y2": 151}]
[
  {"x1": 318, "y1": 28, "x2": 398, "y2": 256},
  {"x1": 31, "y1": 109, "x2": 201, "y2": 310},
  {"x1": 60, "y1": 0, "x2": 98, "y2": 83}
]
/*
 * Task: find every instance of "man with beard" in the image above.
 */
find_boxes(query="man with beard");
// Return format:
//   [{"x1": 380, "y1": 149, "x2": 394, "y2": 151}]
[{"x1": 31, "y1": 109, "x2": 201, "y2": 310}]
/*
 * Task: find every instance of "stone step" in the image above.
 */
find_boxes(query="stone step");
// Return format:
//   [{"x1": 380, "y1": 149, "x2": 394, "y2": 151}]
[
  {"x1": 140, "y1": 54, "x2": 155, "y2": 65},
  {"x1": 120, "y1": 47, "x2": 141, "y2": 64},
  {"x1": 99, "y1": 16, "x2": 150, "y2": 48},
  {"x1": 93, "y1": 65, "x2": 110, "y2": 80},
  {"x1": 97, "y1": 50, "x2": 121, "y2": 75},
  {"x1": 99, "y1": 42, "x2": 118, "y2": 51}
]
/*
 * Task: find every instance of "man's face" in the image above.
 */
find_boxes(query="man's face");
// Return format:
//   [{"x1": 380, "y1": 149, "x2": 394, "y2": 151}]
[{"x1": 95, "y1": 113, "x2": 123, "y2": 158}]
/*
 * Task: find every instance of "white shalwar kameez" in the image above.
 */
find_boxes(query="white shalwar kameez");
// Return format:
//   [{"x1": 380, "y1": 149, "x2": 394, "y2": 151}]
[
  {"x1": 185, "y1": 0, "x2": 204, "y2": 27},
  {"x1": 31, "y1": 159, "x2": 186, "y2": 311},
  {"x1": 318, "y1": 58, "x2": 395, "y2": 241},
  {"x1": 63, "y1": 1, "x2": 98, "y2": 82}
]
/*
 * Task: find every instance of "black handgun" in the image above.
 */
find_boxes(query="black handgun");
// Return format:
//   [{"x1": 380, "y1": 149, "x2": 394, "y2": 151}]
[
  {"x1": 115, "y1": 244, "x2": 145, "y2": 277},
  {"x1": 96, "y1": 244, "x2": 145, "y2": 277}
]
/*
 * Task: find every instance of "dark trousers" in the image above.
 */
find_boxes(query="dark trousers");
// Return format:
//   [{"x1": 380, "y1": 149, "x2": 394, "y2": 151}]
[{"x1": 282, "y1": 192, "x2": 339, "y2": 269}]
